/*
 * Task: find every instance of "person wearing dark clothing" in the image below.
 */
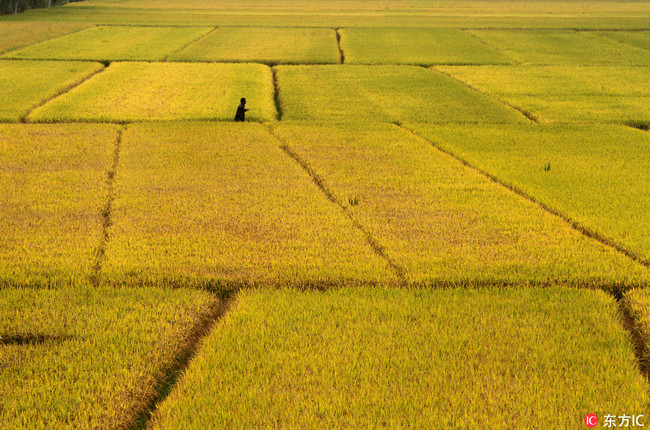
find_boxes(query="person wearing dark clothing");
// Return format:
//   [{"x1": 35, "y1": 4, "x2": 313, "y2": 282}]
[{"x1": 235, "y1": 97, "x2": 248, "y2": 122}]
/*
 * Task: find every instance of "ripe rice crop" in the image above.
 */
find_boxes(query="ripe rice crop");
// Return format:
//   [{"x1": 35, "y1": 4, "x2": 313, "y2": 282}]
[
  {"x1": 0, "y1": 22, "x2": 91, "y2": 55},
  {"x1": 0, "y1": 286, "x2": 220, "y2": 429},
  {"x1": 438, "y1": 65, "x2": 650, "y2": 123},
  {"x1": 0, "y1": 60, "x2": 103, "y2": 122},
  {"x1": 3, "y1": 25, "x2": 212, "y2": 61},
  {"x1": 275, "y1": 65, "x2": 525, "y2": 123},
  {"x1": 101, "y1": 122, "x2": 394, "y2": 287},
  {"x1": 272, "y1": 123, "x2": 650, "y2": 287},
  {"x1": 0, "y1": 124, "x2": 119, "y2": 288},
  {"x1": 595, "y1": 31, "x2": 650, "y2": 51},
  {"x1": 624, "y1": 288, "x2": 650, "y2": 362},
  {"x1": 408, "y1": 123, "x2": 650, "y2": 262},
  {"x1": 168, "y1": 27, "x2": 340, "y2": 64},
  {"x1": 468, "y1": 30, "x2": 650, "y2": 65},
  {"x1": 339, "y1": 28, "x2": 512, "y2": 65},
  {"x1": 29, "y1": 62, "x2": 276, "y2": 122},
  {"x1": 149, "y1": 287, "x2": 648, "y2": 428}
]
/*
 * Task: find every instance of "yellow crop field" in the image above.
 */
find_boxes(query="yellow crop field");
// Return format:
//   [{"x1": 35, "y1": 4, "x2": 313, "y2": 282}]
[
  {"x1": 596, "y1": 30, "x2": 650, "y2": 51},
  {"x1": 339, "y1": 28, "x2": 512, "y2": 65},
  {"x1": 29, "y1": 62, "x2": 276, "y2": 122},
  {"x1": 624, "y1": 288, "x2": 650, "y2": 364},
  {"x1": 0, "y1": 60, "x2": 104, "y2": 122},
  {"x1": 101, "y1": 122, "x2": 394, "y2": 287},
  {"x1": 0, "y1": 286, "x2": 221, "y2": 429},
  {"x1": 275, "y1": 65, "x2": 525, "y2": 123},
  {"x1": 0, "y1": 22, "x2": 91, "y2": 54},
  {"x1": 272, "y1": 123, "x2": 650, "y2": 287},
  {"x1": 0, "y1": 124, "x2": 119, "y2": 288},
  {"x1": 149, "y1": 287, "x2": 648, "y2": 428},
  {"x1": 168, "y1": 27, "x2": 340, "y2": 64},
  {"x1": 408, "y1": 124, "x2": 650, "y2": 260},
  {"x1": 439, "y1": 65, "x2": 650, "y2": 123},
  {"x1": 3, "y1": 25, "x2": 212, "y2": 61},
  {"x1": 469, "y1": 30, "x2": 650, "y2": 65}
]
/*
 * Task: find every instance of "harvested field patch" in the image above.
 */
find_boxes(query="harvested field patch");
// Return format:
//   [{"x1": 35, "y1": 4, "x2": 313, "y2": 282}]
[
  {"x1": 0, "y1": 286, "x2": 220, "y2": 429},
  {"x1": 439, "y1": 65, "x2": 650, "y2": 123},
  {"x1": 3, "y1": 25, "x2": 212, "y2": 61},
  {"x1": 169, "y1": 27, "x2": 340, "y2": 64},
  {"x1": 272, "y1": 123, "x2": 650, "y2": 287},
  {"x1": 149, "y1": 287, "x2": 649, "y2": 428},
  {"x1": 340, "y1": 28, "x2": 512, "y2": 65},
  {"x1": 0, "y1": 124, "x2": 119, "y2": 288},
  {"x1": 30, "y1": 62, "x2": 275, "y2": 122},
  {"x1": 101, "y1": 122, "x2": 394, "y2": 287},
  {"x1": 0, "y1": 60, "x2": 104, "y2": 122},
  {"x1": 0, "y1": 22, "x2": 91, "y2": 55},
  {"x1": 275, "y1": 65, "x2": 525, "y2": 123},
  {"x1": 408, "y1": 123, "x2": 650, "y2": 262},
  {"x1": 468, "y1": 30, "x2": 650, "y2": 65}
]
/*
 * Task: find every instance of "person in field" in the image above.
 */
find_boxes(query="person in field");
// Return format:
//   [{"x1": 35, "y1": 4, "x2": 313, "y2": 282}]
[{"x1": 234, "y1": 97, "x2": 248, "y2": 122}]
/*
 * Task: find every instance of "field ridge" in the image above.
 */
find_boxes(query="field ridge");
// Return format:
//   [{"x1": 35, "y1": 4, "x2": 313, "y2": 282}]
[
  {"x1": 266, "y1": 125, "x2": 408, "y2": 285},
  {"x1": 335, "y1": 28, "x2": 345, "y2": 64},
  {"x1": 397, "y1": 123, "x2": 650, "y2": 279}
]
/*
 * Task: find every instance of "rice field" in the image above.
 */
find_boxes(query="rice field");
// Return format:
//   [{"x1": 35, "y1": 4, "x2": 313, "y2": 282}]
[
  {"x1": 3, "y1": 25, "x2": 212, "y2": 61},
  {"x1": 0, "y1": 21, "x2": 91, "y2": 54},
  {"x1": 0, "y1": 60, "x2": 104, "y2": 121},
  {"x1": 149, "y1": 287, "x2": 649, "y2": 428},
  {"x1": 595, "y1": 30, "x2": 650, "y2": 51},
  {"x1": 407, "y1": 124, "x2": 650, "y2": 261},
  {"x1": 624, "y1": 288, "x2": 650, "y2": 363},
  {"x1": 29, "y1": 62, "x2": 276, "y2": 122},
  {"x1": 0, "y1": 286, "x2": 221, "y2": 429},
  {"x1": 339, "y1": 28, "x2": 512, "y2": 65},
  {"x1": 168, "y1": 27, "x2": 340, "y2": 64},
  {"x1": 0, "y1": 124, "x2": 118, "y2": 287},
  {"x1": 275, "y1": 65, "x2": 526, "y2": 123}
]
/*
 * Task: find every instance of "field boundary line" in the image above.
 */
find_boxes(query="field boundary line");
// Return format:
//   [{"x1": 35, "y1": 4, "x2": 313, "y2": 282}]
[
  {"x1": 461, "y1": 29, "x2": 519, "y2": 65},
  {"x1": 432, "y1": 66, "x2": 541, "y2": 123},
  {"x1": 617, "y1": 297, "x2": 650, "y2": 387},
  {"x1": 265, "y1": 125, "x2": 408, "y2": 286},
  {"x1": 91, "y1": 125, "x2": 125, "y2": 284},
  {"x1": 20, "y1": 64, "x2": 106, "y2": 123},
  {"x1": 395, "y1": 123, "x2": 650, "y2": 271},
  {"x1": 0, "y1": 24, "x2": 98, "y2": 56},
  {"x1": 130, "y1": 291, "x2": 237, "y2": 429},
  {"x1": 335, "y1": 28, "x2": 345, "y2": 64},
  {"x1": 271, "y1": 66, "x2": 283, "y2": 120},
  {"x1": 162, "y1": 26, "x2": 218, "y2": 61}
]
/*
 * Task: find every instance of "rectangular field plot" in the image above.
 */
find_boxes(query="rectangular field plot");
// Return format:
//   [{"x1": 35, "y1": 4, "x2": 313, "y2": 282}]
[
  {"x1": 149, "y1": 287, "x2": 648, "y2": 428},
  {"x1": 102, "y1": 122, "x2": 394, "y2": 287},
  {"x1": 0, "y1": 60, "x2": 103, "y2": 122},
  {"x1": 339, "y1": 28, "x2": 512, "y2": 65},
  {"x1": 168, "y1": 27, "x2": 340, "y2": 64},
  {"x1": 273, "y1": 123, "x2": 650, "y2": 287},
  {"x1": 0, "y1": 287, "x2": 220, "y2": 429},
  {"x1": 439, "y1": 66, "x2": 650, "y2": 123},
  {"x1": 3, "y1": 25, "x2": 212, "y2": 61},
  {"x1": 0, "y1": 124, "x2": 118, "y2": 288},
  {"x1": 275, "y1": 65, "x2": 525, "y2": 123},
  {"x1": 408, "y1": 124, "x2": 650, "y2": 262},
  {"x1": 468, "y1": 30, "x2": 650, "y2": 65},
  {"x1": 595, "y1": 31, "x2": 650, "y2": 51},
  {"x1": 30, "y1": 62, "x2": 275, "y2": 122},
  {"x1": 0, "y1": 22, "x2": 91, "y2": 55}
]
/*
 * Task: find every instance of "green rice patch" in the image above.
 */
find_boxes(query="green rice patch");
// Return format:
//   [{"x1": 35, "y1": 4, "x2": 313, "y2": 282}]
[
  {"x1": 0, "y1": 60, "x2": 104, "y2": 122},
  {"x1": 273, "y1": 123, "x2": 650, "y2": 287},
  {"x1": 0, "y1": 22, "x2": 91, "y2": 55},
  {"x1": 275, "y1": 65, "x2": 525, "y2": 123},
  {"x1": 593, "y1": 31, "x2": 650, "y2": 52},
  {"x1": 3, "y1": 25, "x2": 212, "y2": 61},
  {"x1": 29, "y1": 62, "x2": 275, "y2": 122},
  {"x1": 149, "y1": 287, "x2": 648, "y2": 428},
  {"x1": 408, "y1": 123, "x2": 650, "y2": 263},
  {"x1": 101, "y1": 122, "x2": 394, "y2": 288},
  {"x1": 469, "y1": 30, "x2": 650, "y2": 65},
  {"x1": 340, "y1": 27, "x2": 512, "y2": 65},
  {"x1": 0, "y1": 286, "x2": 220, "y2": 429},
  {"x1": 168, "y1": 27, "x2": 340, "y2": 64},
  {"x1": 0, "y1": 124, "x2": 119, "y2": 288}
]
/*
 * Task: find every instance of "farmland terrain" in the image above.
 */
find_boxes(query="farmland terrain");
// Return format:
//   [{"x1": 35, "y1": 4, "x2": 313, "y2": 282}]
[{"x1": 1, "y1": 0, "x2": 650, "y2": 427}]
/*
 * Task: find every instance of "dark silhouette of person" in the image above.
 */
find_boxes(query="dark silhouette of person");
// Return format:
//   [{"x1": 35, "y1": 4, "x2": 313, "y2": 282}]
[{"x1": 234, "y1": 97, "x2": 248, "y2": 122}]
